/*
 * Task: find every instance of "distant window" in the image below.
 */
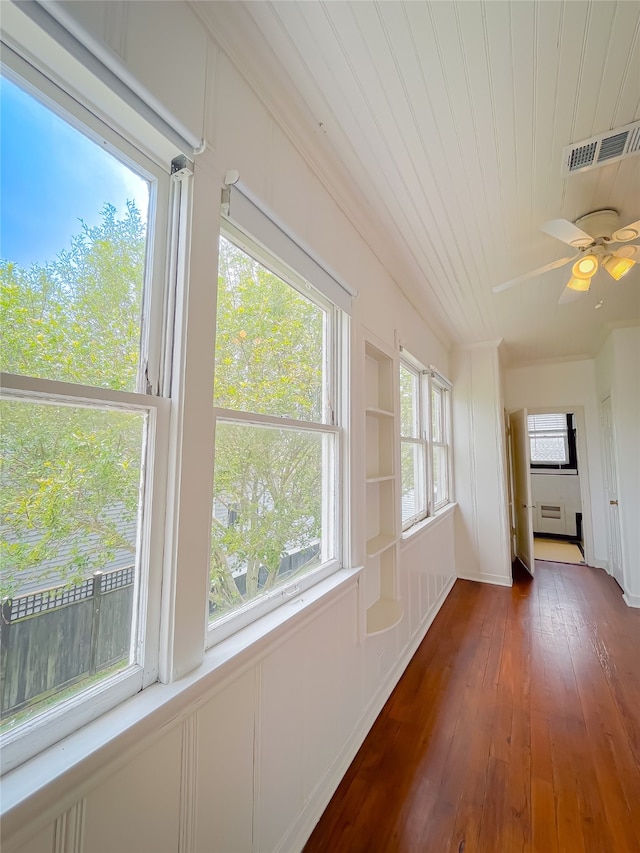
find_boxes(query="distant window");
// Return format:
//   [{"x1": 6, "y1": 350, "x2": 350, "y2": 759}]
[
  {"x1": 400, "y1": 355, "x2": 452, "y2": 530},
  {"x1": 528, "y1": 413, "x2": 577, "y2": 470},
  {"x1": 400, "y1": 362, "x2": 428, "y2": 527}
]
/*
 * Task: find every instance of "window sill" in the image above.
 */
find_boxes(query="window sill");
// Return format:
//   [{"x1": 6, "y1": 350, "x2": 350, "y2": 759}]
[
  {"x1": 1, "y1": 565, "x2": 362, "y2": 836},
  {"x1": 401, "y1": 502, "x2": 457, "y2": 541}
]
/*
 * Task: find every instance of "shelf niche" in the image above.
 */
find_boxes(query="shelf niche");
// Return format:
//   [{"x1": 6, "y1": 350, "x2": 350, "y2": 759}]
[{"x1": 363, "y1": 336, "x2": 402, "y2": 635}]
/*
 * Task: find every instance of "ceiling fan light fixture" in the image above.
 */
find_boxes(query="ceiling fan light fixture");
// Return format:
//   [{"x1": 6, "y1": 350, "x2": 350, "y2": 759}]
[
  {"x1": 603, "y1": 255, "x2": 636, "y2": 280},
  {"x1": 566, "y1": 275, "x2": 591, "y2": 292},
  {"x1": 571, "y1": 253, "x2": 598, "y2": 279}
]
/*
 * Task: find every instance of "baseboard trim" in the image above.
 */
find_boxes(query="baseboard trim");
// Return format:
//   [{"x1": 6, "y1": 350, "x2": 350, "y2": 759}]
[
  {"x1": 457, "y1": 571, "x2": 513, "y2": 588},
  {"x1": 623, "y1": 591, "x2": 640, "y2": 608},
  {"x1": 280, "y1": 574, "x2": 456, "y2": 853}
]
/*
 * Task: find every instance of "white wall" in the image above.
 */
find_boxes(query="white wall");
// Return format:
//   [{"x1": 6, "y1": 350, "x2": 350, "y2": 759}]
[
  {"x1": 504, "y1": 359, "x2": 608, "y2": 568},
  {"x1": 452, "y1": 343, "x2": 512, "y2": 587},
  {"x1": 595, "y1": 327, "x2": 640, "y2": 605},
  {"x1": 2, "y1": 3, "x2": 457, "y2": 852},
  {"x1": 531, "y1": 474, "x2": 581, "y2": 537}
]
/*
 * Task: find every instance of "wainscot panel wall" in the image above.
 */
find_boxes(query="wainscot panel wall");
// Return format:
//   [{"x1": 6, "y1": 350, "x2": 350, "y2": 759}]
[
  {"x1": 2, "y1": 2, "x2": 459, "y2": 852},
  {"x1": 451, "y1": 343, "x2": 512, "y2": 587},
  {"x1": 6, "y1": 521, "x2": 456, "y2": 853}
]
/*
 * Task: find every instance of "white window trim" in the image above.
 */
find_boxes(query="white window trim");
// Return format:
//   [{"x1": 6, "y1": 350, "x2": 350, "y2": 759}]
[
  {"x1": 400, "y1": 352, "x2": 453, "y2": 531},
  {"x1": 400, "y1": 360, "x2": 429, "y2": 530},
  {"x1": 0, "y1": 377, "x2": 170, "y2": 775},
  {"x1": 528, "y1": 413, "x2": 570, "y2": 465},
  {"x1": 431, "y1": 378, "x2": 453, "y2": 512},
  {"x1": 0, "y1": 54, "x2": 174, "y2": 772},
  {"x1": 206, "y1": 225, "x2": 348, "y2": 649}
]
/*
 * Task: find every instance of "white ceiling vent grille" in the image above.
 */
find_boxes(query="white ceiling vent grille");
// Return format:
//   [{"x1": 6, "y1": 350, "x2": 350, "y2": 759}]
[{"x1": 562, "y1": 120, "x2": 640, "y2": 176}]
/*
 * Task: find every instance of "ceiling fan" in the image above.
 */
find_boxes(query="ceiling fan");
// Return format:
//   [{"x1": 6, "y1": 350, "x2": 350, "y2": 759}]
[{"x1": 493, "y1": 209, "x2": 639, "y2": 303}]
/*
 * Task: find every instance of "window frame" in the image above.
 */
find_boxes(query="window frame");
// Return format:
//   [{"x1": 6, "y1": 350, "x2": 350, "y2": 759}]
[
  {"x1": 0, "y1": 54, "x2": 174, "y2": 774},
  {"x1": 400, "y1": 360, "x2": 429, "y2": 530},
  {"x1": 399, "y1": 352, "x2": 453, "y2": 531},
  {"x1": 430, "y1": 377, "x2": 452, "y2": 511},
  {"x1": 206, "y1": 222, "x2": 346, "y2": 648},
  {"x1": 528, "y1": 413, "x2": 578, "y2": 472}
]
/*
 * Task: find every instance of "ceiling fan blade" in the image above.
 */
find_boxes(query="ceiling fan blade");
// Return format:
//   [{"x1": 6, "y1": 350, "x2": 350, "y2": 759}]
[
  {"x1": 612, "y1": 219, "x2": 640, "y2": 243},
  {"x1": 492, "y1": 254, "x2": 578, "y2": 293},
  {"x1": 541, "y1": 218, "x2": 594, "y2": 247},
  {"x1": 613, "y1": 243, "x2": 639, "y2": 260},
  {"x1": 558, "y1": 284, "x2": 588, "y2": 305}
]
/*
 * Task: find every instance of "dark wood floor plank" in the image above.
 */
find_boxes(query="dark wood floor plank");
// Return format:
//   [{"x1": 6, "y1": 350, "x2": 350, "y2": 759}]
[{"x1": 304, "y1": 561, "x2": 640, "y2": 853}]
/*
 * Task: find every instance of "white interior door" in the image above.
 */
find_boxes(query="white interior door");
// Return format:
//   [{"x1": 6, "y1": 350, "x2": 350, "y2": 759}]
[
  {"x1": 600, "y1": 396, "x2": 624, "y2": 589},
  {"x1": 510, "y1": 409, "x2": 535, "y2": 575}
]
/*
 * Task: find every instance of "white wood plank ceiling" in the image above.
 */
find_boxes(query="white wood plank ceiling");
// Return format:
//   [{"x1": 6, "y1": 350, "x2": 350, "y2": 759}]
[{"x1": 196, "y1": 1, "x2": 640, "y2": 364}]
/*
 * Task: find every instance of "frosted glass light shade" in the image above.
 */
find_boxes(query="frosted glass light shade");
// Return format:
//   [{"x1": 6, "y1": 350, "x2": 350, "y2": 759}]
[
  {"x1": 603, "y1": 255, "x2": 635, "y2": 280},
  {"x1": 566, "y1": 276, "x2": 591, "y2": 292},
  {"x1": 571, "y1": 254, "x2": 598, "y2": 279}
]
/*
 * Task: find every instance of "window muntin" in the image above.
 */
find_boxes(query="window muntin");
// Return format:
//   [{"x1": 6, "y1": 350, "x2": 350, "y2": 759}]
[
  {"x1": 209, "y1": 231, "x2": 342, "y2": 641},
  {"x1": 0, "y1": 63, "x2": 170, "y2": 767}
]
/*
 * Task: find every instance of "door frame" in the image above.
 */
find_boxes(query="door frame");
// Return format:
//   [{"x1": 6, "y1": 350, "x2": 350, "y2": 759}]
[
  {"x1": 600, "y1": 393, "x2": 626, "y2": 589},
  {"x1": 509, "y1": 408, "x2": 535, "y2": 575},
  {"x1": 508, "y1": 405, "x2": 595, "y2": 570}
]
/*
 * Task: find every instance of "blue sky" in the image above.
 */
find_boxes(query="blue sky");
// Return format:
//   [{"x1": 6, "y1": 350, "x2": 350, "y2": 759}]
[{"x1": 1, "y1": 76, "x2": 149, "y2": 268}]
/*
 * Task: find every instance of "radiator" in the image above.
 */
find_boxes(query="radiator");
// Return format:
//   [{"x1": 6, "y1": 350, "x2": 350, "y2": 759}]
[{"x1": 535, "y1": 501, "x2": 565, "y2": 535}]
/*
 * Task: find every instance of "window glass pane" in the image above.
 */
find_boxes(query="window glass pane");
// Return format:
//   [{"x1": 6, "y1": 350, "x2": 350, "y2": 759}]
[
  {"x1": 431, "y1": 385, "x2": 443, "y2": 442},
  {"x1": 0, "y1": 399, "x2": 146, "y2": 733},
  {"x1": 401, "y1": 441, "x2": 425, "y2": 523},
  {"x1": 210, "y1": 421, "x2": 329, "y2": 624},
  {"x1": 530, "y1": 435, "x2": 568, "y2": 463},
  {"x1": 400, "y1": 365, "x2": 418, "y2": 437},
  {"x1": 214, "y1": 237, "x2": 325, "y2": 422},
  {"x1": 528, "y1": 414, "x2": 569, "y2": 463},
  {"x1": 0, "y1": 76, "x2": 150, "y2": 392},
  {"x1": 433, "y1": 444, "x2": 449, "y2": 506}
]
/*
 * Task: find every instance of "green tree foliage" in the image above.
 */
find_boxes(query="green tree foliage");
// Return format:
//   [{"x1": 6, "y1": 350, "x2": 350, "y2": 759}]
[
  {"x1": 1, "y1": 203, "x2": 145, "y2": 598},
  {"x1": 1, "y1": 213, "x2": 327, "y2": 615}
]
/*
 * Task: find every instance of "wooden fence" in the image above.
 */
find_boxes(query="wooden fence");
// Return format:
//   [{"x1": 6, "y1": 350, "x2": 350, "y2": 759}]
[{"x1": 0, "y1": 566, "x2": 134, "y2": 716}]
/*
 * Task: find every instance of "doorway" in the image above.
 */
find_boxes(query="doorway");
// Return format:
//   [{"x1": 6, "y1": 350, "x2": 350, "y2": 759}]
[{"x1": 508, "y1": 406, "x2": 594, "y2": 577}]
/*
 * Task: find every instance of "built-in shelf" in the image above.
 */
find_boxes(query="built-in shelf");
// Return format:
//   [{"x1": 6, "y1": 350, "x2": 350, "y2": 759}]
[
  {"x1": 363, "y1": 334, "x2": 402, "y2": 636},
  {"x1": 366, "y1": 598, "x2": 403, "y2": 635},
  {"x1": 366, "y1": 533, "x2": 397, "y2": 559},
  {"x1": 365, "y1": 407, "x2": 395, "y2": 418}
]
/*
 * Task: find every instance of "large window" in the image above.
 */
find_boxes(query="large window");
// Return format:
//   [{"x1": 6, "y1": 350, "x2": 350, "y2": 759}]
[
  {"x1": 400, "y1": 355, "x2": 452, "y2": 529},
  {"x1": 0, "y1": 59, "x2": 170, "y2": 765},
  {"x1": 209, "y1": 228, "x2": 343, "y2": 641}
]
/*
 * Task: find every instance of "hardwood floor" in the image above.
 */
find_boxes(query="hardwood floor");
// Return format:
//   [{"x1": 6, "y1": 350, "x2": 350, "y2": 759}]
[{"x1": 304, "y1": 561, "x2": 640, "y2": 853}]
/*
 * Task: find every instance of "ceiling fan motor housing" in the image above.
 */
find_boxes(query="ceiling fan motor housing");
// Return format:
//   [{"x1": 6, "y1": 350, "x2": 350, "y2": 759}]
[{"x1": 573, "y1": 209, "x2": 619, "y2": 244}]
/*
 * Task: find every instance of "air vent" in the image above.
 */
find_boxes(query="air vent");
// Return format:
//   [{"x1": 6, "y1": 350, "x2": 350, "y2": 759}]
[{"x1": 562, "y1": 120, "x2": 640, "y2": 176}]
